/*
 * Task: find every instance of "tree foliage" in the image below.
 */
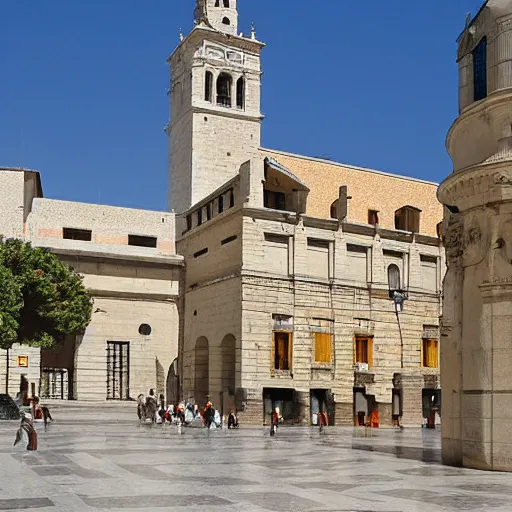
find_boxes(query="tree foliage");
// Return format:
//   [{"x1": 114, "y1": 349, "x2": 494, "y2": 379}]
[{"x1": 0, "y1": 239, "x2": 93, "y2": 350}]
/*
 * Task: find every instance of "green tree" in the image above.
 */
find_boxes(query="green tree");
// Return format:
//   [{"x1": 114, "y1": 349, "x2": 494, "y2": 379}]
[{"x1": 0, "y1": 239, "x2": 93, "y2": 350}]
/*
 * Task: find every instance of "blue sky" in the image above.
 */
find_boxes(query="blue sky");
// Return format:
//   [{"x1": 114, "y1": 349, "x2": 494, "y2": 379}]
[{"x1": 2, "y1": 0, "x2": 485, "y2": 211}]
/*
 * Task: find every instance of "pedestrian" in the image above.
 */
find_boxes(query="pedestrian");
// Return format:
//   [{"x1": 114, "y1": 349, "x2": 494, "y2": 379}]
[
  {"x1": 228, "y1": 410, "x2": 239, "y2": 429},
  {"x1": 270, "y1": 407, "x2": 280, "y2": 436}
]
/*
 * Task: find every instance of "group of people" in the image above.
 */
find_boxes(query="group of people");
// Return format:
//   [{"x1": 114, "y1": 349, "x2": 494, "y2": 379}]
[{"x1": 141, "y1": 389, "x2": 240, "y2": 429}]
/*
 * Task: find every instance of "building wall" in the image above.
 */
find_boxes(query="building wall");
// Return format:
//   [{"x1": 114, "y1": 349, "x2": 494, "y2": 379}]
[
  {"x1": 261, "y1": 149, "x2": 442, "y2": 237},
  {"x1": 73, "y1": 297, "x2": 178, "y2": 401},
  {"x1": 27, "y1": 198, "x2": 176, "y2": 256},
  {"x1": 0, "y1": 346, "x2": 41, "y2": 398},
  {"x1": 177, "y1": 206, "x2": 243, "y2": 409},
  {"x1": 237, "y1": 212, "x2": 442, "y2": 425},
  {"x1": 0, "y1": 170, "x2": 25, "y2": 239}
]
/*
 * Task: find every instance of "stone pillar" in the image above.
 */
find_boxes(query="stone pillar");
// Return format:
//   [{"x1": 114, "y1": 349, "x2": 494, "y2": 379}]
[
  {"x1": 334, "y1": 402, "x2": 353, "y2": 426},
  {"x1": 235, "y1": 387, "x2": 263, "y2": 426},
  {"x1": 378, "y1": 402, "x2": 393, "y2": 427},
  {"x1": 296, "y1": 390, "x2": 310, "y2": 425},
  {"x1": 400, "y1": 373, "x2": 423, "y2": 427}
]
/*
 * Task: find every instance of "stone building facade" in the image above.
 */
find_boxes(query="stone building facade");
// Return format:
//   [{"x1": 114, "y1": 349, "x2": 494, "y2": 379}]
[
  {"x1": 439, "y1": 0, "x2": 512, "y2": 470},
  {"x1": 171, "y1": 1, "x2": 444, "y2": 426},
  {"x1": 0, "y1": 167, "x2": 183, "y2": 402}
]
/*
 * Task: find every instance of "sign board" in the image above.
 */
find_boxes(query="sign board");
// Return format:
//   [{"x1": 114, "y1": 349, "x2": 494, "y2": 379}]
[{"x1": 17, "y1": 356, "x2": 28, "y2": 368}]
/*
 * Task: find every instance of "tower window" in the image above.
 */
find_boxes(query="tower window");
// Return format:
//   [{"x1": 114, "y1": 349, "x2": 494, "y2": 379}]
[
  {"x1": 223, "y1": 0, "x2": 230, "y2": 6},
  {"x1": 205, "y1": 71, "x2": 213, "y2": 102},
  {"x1": 222, "y1": 17, "x2": 231, "y2": 25},
  {"x1": 216, "y1": 73, "x2": 232, "y2": 107},
  {"x1": 236, "y1": 77, "x2": 245, "y2": 109},
  {"x1": 473, "y1": 37, "x2": 487, "y2": 102}
]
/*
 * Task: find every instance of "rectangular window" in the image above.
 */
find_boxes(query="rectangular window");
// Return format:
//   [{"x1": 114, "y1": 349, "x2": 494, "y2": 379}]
[
  {"x1": 307, "y1": 238, "x2": 329, "y2": 279},
  {"x1": 197, "y1": 208, "x2": 203, "y2": 226},
  {"x1": 264, "y1": 189, "x2": 286, "y2": 211},
  {"x1": 193, "y1": 247, "x2": 208, "y2": 258},
  {"x1": 354, "y1": 336, "x2": 373, "y2": 367},
  {"x1": 368, "y1": 210, "x2": 379, "y2": 226},
  {"x1": 310, "y1": 318, "x2": 333, "y2": 364},
  {"x1": 263, "y1": 233, "x2": 289, "y2": 275},
  {"x1": 128, "y1": 234, "x2": 157, "y2": 248},
  {"x1": 473, "y1": 37, "x2": 487, "y2": 102},
  {"x1": 63, "y1": 228, "x2": 92, "y2": 241},
  {"x1": 229, "y1": 188, "x2": 235, "y2": 208},
  {"x1": 420, "y1": 255, "x2": 438, "y2": 292},
  {"x1": 422, "y1": 338, "x2": 439, "y2": 368},
  {"x1": 274, "y1": 332, "x2": 292, "y2": 370},
  {"x1": 314, "y1": 333, "x2": 332, "y2": 363},
  {"x1": 186, "y1": 215, "x2": 192, "y2": 231},
  {"x1": 206, "y1": 203, "x2": 212, "y2": 221},
  {"x1": 218, "y1": 195, "x2": 224, "y2": 214},
  {"x1": 347, "y1": 244, "x2": 368, "y2": 283},
  {"x1": 272, "y1": 315, "x2": 293, "y2": 372},
  {"x1": 221, "y1": 235, "x2": 237, "y2": 246}
]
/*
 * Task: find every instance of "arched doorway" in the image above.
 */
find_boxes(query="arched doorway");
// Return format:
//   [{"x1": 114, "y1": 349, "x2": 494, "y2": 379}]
[
  {"x1": 166, "y1": 358, "x2": 179, "y2": 406},
  {"x1": 220, "y1": 334, "x2": 236, "y2": 414},
  {"x1": 194, "y1": 337, "x2": 209, "y2": 406}
]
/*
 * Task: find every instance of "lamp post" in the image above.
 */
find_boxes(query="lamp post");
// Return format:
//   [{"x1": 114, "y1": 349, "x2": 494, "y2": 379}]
[{"x1": 391, "y1": 291, "x2": 408, "y2": 369}]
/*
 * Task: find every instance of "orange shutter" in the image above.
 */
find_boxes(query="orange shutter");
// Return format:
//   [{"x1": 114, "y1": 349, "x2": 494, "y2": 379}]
[{"x1": 315, "y1": 333, "x2": 332, "y2": 363}]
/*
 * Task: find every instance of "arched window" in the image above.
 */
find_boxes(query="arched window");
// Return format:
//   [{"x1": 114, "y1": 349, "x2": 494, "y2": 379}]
[
  {"x1": 217, "y1": 72, "x2": 232, "y2": 107},
  {"x1": 215, "y1": 0, "x2": 220, "y2": 6},
  {"x1": 473, "y1": 37, "x2": 487, "y2": 102},
  {"x1": 204, "y1": 71, "x2": 213, "y2": 102},
  {"x1": 388, "y1": 264, "x2": 401, "y2": 292},
  {"x1": 222, "y1": 17, "x2": 231, "y2": 25},
  {"x1": 223, "y1": 0, "x2": 230, "y2": 6},
  {"x1": 236, "y1": 77, "x2": 245, "y2": 109}
]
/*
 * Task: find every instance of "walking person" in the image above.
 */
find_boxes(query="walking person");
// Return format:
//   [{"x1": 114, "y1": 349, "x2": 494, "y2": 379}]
[{"x1": 270, "y1": 407, "x2": 280, "y2": 436}]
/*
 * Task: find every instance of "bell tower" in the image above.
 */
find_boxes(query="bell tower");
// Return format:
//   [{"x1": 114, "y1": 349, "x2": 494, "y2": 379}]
[{"x1": 167, "y1": 0, "x2": 264, "y2": 213}]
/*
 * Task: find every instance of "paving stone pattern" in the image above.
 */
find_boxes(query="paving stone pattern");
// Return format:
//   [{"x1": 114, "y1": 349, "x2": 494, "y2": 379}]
[{"x1": 1, "y1": 404, "x2": 512, "y2": 511}]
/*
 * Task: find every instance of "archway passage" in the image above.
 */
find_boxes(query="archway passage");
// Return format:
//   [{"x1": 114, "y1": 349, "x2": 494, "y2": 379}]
[
  {"x1": 166, "y1": 358, "x2": 180, "y2": 406},
  {"x1": 220, "y1": 334, "x2": 236, "y2": 413},
  {"x1": 194, "y1": 337, "x2": 209, "y2": 407}
]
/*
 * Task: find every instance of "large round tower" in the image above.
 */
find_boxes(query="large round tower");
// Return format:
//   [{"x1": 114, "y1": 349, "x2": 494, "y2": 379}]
[{"x1": 438, "y1": 0, "x2": 512, "y2": 471}]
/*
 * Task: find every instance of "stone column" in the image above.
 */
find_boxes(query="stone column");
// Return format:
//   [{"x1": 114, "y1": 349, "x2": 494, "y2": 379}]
[
  {"x1": 236, "y1": 387, "x2": 263, "y2": 425},
  {"x1": 296, "y1": 390, "x2": 310, "y2": 425},
  {"x1": 400, "y1": 373, "x2": 423, "y2": 427},
  {"x1": 334, "y1": 402, "x2": 353, "y2": 426}
]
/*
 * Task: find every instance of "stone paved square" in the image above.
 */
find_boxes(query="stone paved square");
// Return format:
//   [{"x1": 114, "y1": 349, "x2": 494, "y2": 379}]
[{"x1": 1, "y1": 403, "x2": 512, "y2": 511}]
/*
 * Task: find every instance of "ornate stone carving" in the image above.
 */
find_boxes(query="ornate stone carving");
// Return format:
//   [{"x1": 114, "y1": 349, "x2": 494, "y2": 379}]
[
  {"x1": 443, "y1": 214, "x2": 464, "y2": 266},
  {"x1": 495, "y1": 217, "x2": 512, "y2": 264},
  {"x1": 462, "y1": 211, "x2": 491, "y2": 267},
  {"x1": 493, "y1": 170, "x2": 512, "y2": 185}
]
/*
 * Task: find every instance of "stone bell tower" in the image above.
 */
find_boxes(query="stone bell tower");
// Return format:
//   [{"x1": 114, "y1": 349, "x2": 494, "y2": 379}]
[
  {"x1": 167, "y1": 0, "x2": 264, "y2": 213},
  {"x1": 438, "y1": 0, "x2": 512, "y2": 471}
]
